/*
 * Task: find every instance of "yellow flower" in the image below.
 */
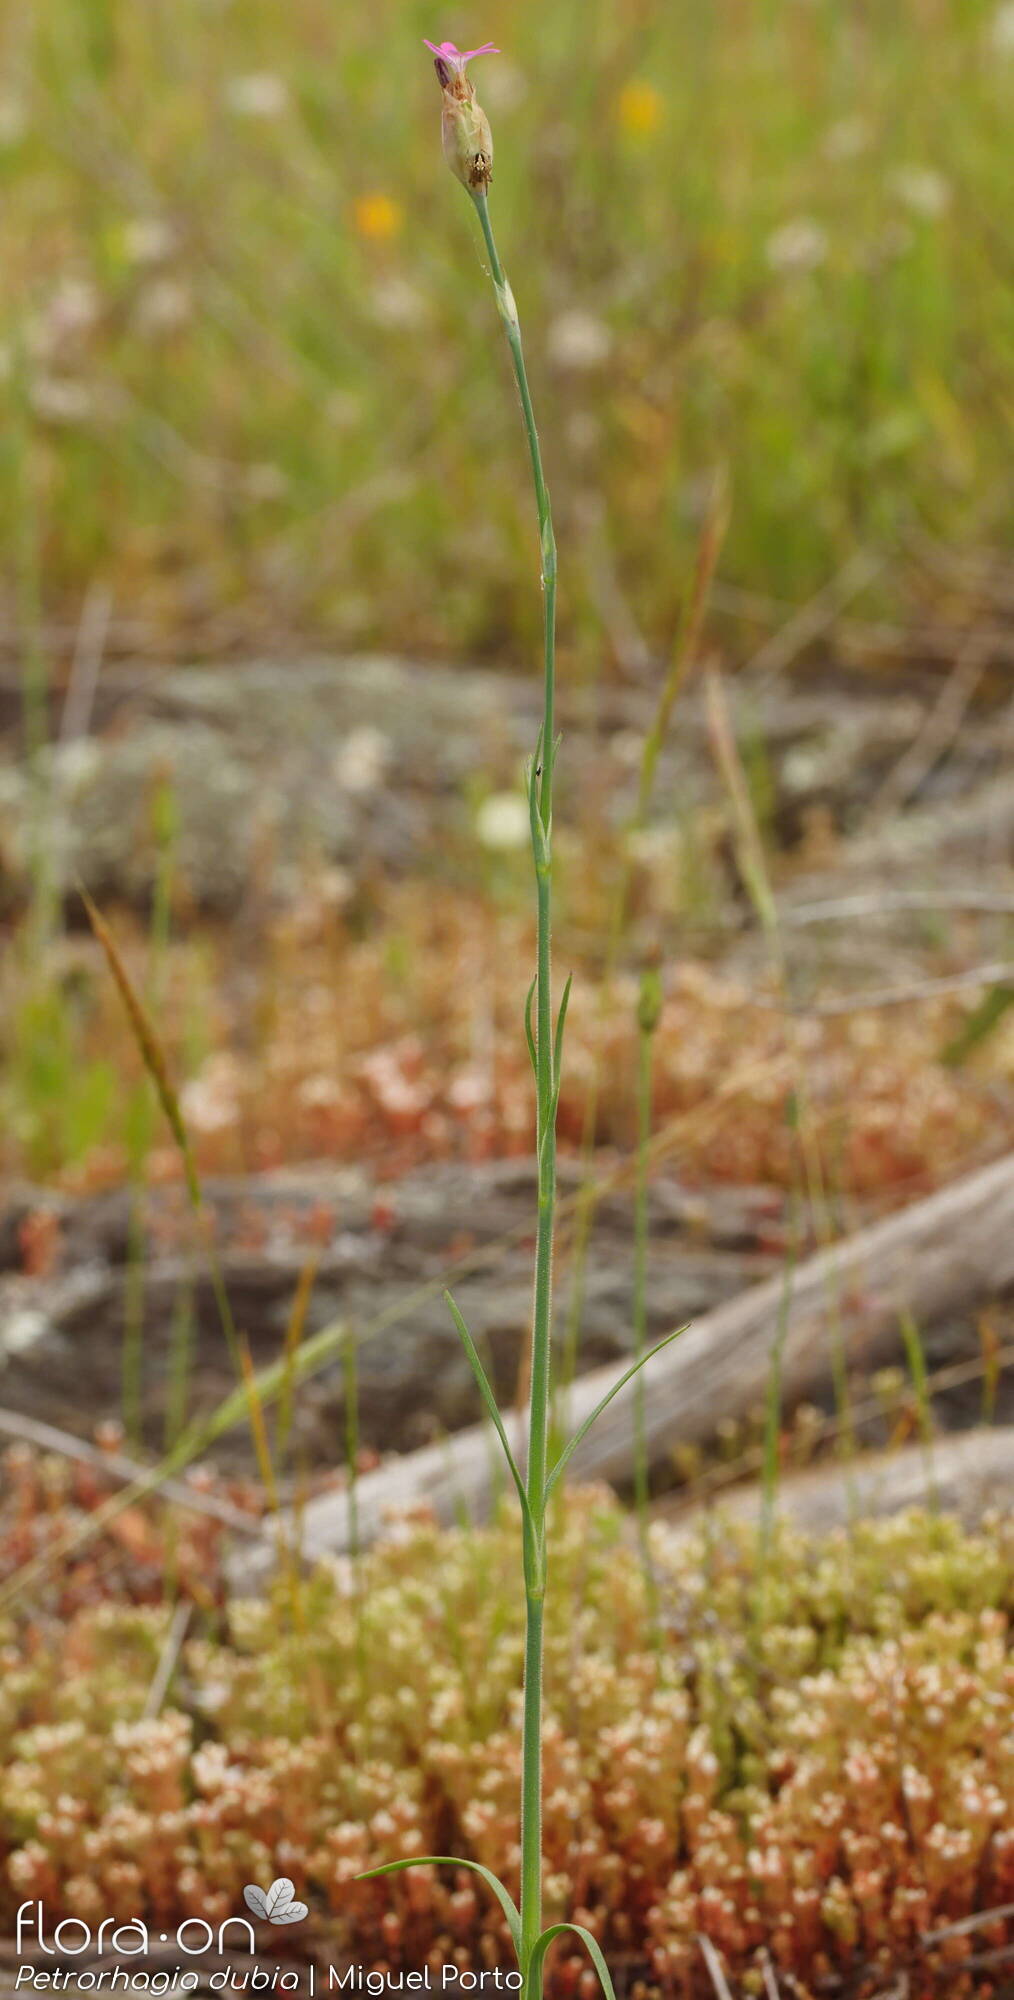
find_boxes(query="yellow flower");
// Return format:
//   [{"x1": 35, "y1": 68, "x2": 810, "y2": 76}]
[
  {"x1": 617, "y1": 81, "x2": 663, "y2": 138},
  {"x1": 352, "y1": 193, "x2": 404, "y2": 242}
]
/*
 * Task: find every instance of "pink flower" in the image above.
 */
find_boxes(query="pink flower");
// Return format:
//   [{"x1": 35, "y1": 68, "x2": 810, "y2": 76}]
[
  {"x1": 423, "y1": 41, "x2": 500, "y2": 86},
  {"x1": 423, "y1": 39, "x2": 499, "y2": 194}
]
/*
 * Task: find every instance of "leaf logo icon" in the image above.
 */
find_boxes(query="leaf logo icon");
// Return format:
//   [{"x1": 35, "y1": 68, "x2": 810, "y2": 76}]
[{"x1": 243, "y1": 1879, "x2": 309, "y2": 1925}]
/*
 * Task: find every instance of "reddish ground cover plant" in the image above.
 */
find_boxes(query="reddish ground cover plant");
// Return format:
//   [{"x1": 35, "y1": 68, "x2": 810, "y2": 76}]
[
  {"x1": 9, "y1": 899, "x2": 1005, "y2": 1203},
  {"x1": 1, "y1": 1468, "x2": 1011, "y2": 1997}
]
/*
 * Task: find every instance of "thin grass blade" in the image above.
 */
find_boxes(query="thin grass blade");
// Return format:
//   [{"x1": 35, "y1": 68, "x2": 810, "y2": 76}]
[
  {"x1": 553, "y1": 972, "x2": 573, "y2": 1086},
  {"x1": 355, "y1": 1858, "x2": 521, "y2": 1955},
  {"x1": 81, "y1": 884, "x2": 244, "y2": 1380},
  {"x1": 524, "y1": 975, "x2": 538, "y2": 1077},
  {"x1": 80, "y1": 886, "x2": 195, "y2": 1192},
  {"x1": 545, "y1": 1321, "x2": 689, "y2": 1500},
  {"x1": 528, "y1": 1923, "x2": 617, "y2": 2000},
  {"x1": 444, "y1": 1289, "x2": 532, "y2": 1521}
]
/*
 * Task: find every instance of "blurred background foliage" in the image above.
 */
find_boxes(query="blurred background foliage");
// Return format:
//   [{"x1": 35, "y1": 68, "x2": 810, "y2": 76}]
[{"x1": 0, "y1": 0, "x2": 1012, "y2": 671}]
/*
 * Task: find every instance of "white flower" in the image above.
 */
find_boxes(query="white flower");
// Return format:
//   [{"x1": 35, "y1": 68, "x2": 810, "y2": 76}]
[
  {"x1": 475, "y1": 791, "x2": 529, "y2": 852},
  {"x1": 821, "y1": 115, "x2": 869, "y2": 162},
  {"x1": 369, "y1": 277, "x2": 429, "y2": 331},
  {"x1": 546, "y1": 310, "x2": 612, "y2": 371},
  {"x1": 224, "y1": 72, "x2": 289, "y2": 118},
  {"x1": 333, "y1": 726, "x2": 390, "y2": 794},
  {"x1": 765, "y1": 218, "x2": 828, "y2": 274},
  {"x1": 179, "y1": 1055, "x2": 242, "y2": 1134},
  {"x1": 122, "y1": 217, "x2": 178, "y2": 266},
  {"x1": 987, "y1": 1, "x2": 1014, "y2": 53},
  {"x1": 54, "y1": 738, "x2": 102, "y2": 790},
  {"x1": 889, "y1": 165, "x2": 951, "y2": 219},
  {"x1": 30, "y1": 377, "x2": 96, "y2": 424},
  {"x1": 133, "y1": 278, "x2": 192, "y2": 335},
  {"x1": 33, "y1": 278, "x2": 100, "y2": 360}
]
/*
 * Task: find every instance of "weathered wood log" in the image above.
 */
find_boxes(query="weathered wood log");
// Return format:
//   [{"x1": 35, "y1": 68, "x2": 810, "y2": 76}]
[
  {"x1": 227, "y1": 1150, "x2": 1014, "y2": 1589},
  {"x1": 654, "y1": 1425, "x2": 1014, "y2": 1541},
  {"x1": 0, "y1": 1162, "x2": 780, "y2": 1464}
]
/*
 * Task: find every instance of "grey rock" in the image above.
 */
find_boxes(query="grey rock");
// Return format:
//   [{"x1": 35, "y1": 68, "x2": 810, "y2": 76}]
[{"x1": 4, "y1": 653, "x2": 1005, "y2": 915}]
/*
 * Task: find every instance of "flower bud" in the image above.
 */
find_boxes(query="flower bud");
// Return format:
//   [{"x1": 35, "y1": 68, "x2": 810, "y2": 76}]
[{"x1": 423, "y1": 40, "x2": 498, "y2": 193}]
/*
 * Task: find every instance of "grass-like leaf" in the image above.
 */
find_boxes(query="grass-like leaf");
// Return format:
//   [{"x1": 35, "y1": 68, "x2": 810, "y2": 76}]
[
  {"x1": 553, "y1": 972, "x2": 572, "y2": 1087},
  {"x1": 354, "y1": 1858, "x2": 521, "y2": 1956},
  {"x1": 444, "y1": 1290, "x2": 532, "y2": 1525},
  {"x1": 528, "y1": 1922, "x2": 617, "y2": 2000},
  {"x1": 524, "y1": 975, "x2": 538, "y2": 1078},
  {"x1": 80, "y1": 885, "x2": 242, "y2": 1377},
  {"x1": 544, "y1": 1321, "x2": 689, "y2": 1501},
  {"x1": 527, "y1": 747, "x2": 549, "y2": 867},
  {"x1": 939, "y1": 981, "x2": 1014, "y2": 1067},
  {"x1": 80, "y1": 887, "x2": 195, "y2": 1195}
]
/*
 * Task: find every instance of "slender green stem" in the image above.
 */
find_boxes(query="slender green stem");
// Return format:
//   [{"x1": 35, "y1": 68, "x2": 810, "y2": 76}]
[
  {"x1": 632, "y1": 1026, "x2": 651, "y2": 1525},
  {"x1": 472, "y1": 188, "x2": 558, "y2": 1998},
  {"x1": 122, "y1": 782, "x2": 177, "y2": 1444},
  {"x1": 756, "y1": 1193, "x2": 797, "y2": 1634},
  {"x1": 519, "y1": 1588, "x2": 544, "y2": 1975},
  {"x1": 528, "y1": 868, "x2": 554, "y2": 1500},
  {"x1": 633, "y1": 972, "x2": 661, "y2": 1638},
  {"x1": 12, "y1": 340, "x2": 57, "y2": 953},
  {"x1": 473, "y1": 194, "x2": 557, "y2": 829}
]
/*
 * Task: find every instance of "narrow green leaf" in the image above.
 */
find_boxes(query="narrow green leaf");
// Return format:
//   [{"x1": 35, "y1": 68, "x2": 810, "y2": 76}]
[
  {"x1": 524, "y1": 975, "x2": 538, "y2": 1078},
  {"x1": 354, "y1": 1857, "x2": 521, "y2": 1956},
  {"x1": 939, "y1": 983, "x2": 1014, "y2": 1067},
  {"x1": 444, "y1": 1290, "x2": 532, "y2": 1523},
  {"x1": 527, "y1": 746, "x2": 549, "y2": 865},
  {"x1": 553, "y1": 972, "x2": 573, "y2": 1087},
  {"x1": 548, "y1": 1083, "x2": 562, "y2": 1139},
  {"x1": 528, "y1": 1923, "x2": 617, "y2": 2000},
  {"x1": 545, "y1": 1322, "x2": 690, "y2": 1501}
]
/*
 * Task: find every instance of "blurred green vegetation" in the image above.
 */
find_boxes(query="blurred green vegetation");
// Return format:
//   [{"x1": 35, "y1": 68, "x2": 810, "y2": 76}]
[{"x1": 0, "y1": 0, "x2": 1012, "y2": 666}]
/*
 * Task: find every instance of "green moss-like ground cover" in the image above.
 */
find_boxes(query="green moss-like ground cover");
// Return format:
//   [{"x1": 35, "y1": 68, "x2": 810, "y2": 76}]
[{"x1": 2, "y1": 1478, "x2": 1011, "y2": 1996}]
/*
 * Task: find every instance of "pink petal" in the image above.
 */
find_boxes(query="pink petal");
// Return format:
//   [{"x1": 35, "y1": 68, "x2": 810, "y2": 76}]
[{"x1": 423, "y1": 38, "x2": 499, "y2": 65}]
